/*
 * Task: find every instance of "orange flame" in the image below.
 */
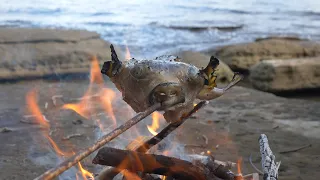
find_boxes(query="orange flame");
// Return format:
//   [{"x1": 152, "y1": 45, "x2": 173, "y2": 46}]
[
  {"x1": 26, "y1": 89, "x2": 72, "y2": 157},
  {"x1": 99, "y1": 88, "x2": 117, "y2": 127},
  {"x1": 90, "y1": 55, "x2": 104, "y2": 85},
  {"x1": 237, "y1": 157, "x2": 242, "y2": 175},
  {"x1": 78, "y1": 162, "x2": 94, "y2": 180},
  {"x1": 26, "y1": 90, "x2": 49, "y2": 129},
  {"x1": 62, "y1": 55, "x2": 103, "y2": 119},
  {"x1": 125, "y1": 45, "x2": 131, "y2": 60},
  {"x1": 62, "y1": 55, "x2": 117, "y2": 126},
  {"x1": 147, "y1": 112, "x2": 162, "y2": 135}
]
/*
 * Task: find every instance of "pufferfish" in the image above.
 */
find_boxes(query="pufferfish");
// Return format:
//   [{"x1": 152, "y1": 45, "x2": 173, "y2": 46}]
[{"x1": 101, "y1": 45, "x2": 243, "y2": 123}]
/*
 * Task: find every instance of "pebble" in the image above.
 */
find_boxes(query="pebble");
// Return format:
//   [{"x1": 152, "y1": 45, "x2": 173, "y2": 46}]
[{"x1": 0, "y1": 127, "x2": 13, "y2": 133}]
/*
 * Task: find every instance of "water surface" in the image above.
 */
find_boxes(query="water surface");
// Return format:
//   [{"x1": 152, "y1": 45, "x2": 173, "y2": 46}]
[{"x1": 1, "y1": 0, "x2": 320, "y2": 57}]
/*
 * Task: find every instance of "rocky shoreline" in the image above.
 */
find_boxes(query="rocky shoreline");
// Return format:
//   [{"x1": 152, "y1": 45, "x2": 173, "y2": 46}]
[
  {"x1": 1, "y1": 27, "x2": 319, "y2": 95},
  {"x1": 0, "y1": 27, "x2": 124, "y2": 82}
]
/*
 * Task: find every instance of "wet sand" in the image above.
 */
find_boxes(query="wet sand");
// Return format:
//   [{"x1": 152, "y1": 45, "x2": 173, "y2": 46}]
[{"x1": 0, "y1": 79, "x2": 319, "y2": 180}]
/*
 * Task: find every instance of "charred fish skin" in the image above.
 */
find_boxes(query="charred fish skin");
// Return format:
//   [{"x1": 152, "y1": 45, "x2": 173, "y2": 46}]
[{"x1": 101, "y1": 44, "x2": 243, "y2": 123}]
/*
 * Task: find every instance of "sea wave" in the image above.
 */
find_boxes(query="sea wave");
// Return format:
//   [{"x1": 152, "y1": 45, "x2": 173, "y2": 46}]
[
  {"x1": 5, "y1": 8, "x2": 63, "y2": 15},
  {"x1": 150, "y1": 22, "x2": 244, "y2": 32}
]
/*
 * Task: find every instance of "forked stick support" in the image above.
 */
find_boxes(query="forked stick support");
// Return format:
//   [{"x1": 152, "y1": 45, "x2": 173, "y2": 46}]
[{"x1": 259, "y1": 134, "x2": 281, "y2": 180}]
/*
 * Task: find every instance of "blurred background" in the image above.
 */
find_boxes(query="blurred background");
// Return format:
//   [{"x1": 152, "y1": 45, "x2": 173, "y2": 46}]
[{"x1": 1, "y1": 0, "x2": 320, "y2": 57}]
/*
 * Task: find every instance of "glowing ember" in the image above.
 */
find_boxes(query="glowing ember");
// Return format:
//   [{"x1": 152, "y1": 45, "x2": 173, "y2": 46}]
[
  {"x1": 78, "y1": 162, "x2": 94, "y2": 180},
  {"x1": 125, "y1": 45, "x2": 131, "y2": 60},
  {"x1": 147, "y1": 112, "x2": 162, "y2": 135}
]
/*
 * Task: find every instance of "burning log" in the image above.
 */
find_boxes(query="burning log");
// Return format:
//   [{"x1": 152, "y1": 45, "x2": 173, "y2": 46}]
[
  {"x1": 93, "y1": 147, "x2": 242, "y2": 180},
  {"x1": 93, "y1": 147, "x2": 207, "y2": 180},
  {"x1": 259, "y1": 134, "x2": 280, "y2": 180},
  {"x1": 97, "y1": 100, "x2": 208, "y2": 179}
]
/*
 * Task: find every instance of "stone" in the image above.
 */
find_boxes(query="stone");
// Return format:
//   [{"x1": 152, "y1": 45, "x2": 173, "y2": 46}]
[
  {"x1": 0, "y1": 27, "x2": 124, "y2": 81},
  {"x1": 212, "y1": 37, "x2": 320, "y2": 71},
  {"x1": 249, "y1": 57, "x2": 320, "y2": 92},
  {"x1": 174, "y1": 51, "x2": 235, "y2": 84}
]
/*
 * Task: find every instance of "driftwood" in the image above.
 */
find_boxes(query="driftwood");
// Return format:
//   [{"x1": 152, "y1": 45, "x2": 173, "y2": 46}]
[
  {"x1": 259, "y1": 134, "x2": 280, "y2": 180},
  {"x1": 93, "y1": 147, "x2": 238, "y2": 180},
  {"x1": 34, "y1": 103, "x2": 162, "y2": 180},
  {"x1": 97, "y1": 101, "x2": 208, "y2": 179}
]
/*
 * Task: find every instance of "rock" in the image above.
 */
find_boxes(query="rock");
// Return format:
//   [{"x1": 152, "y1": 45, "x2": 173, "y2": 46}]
[
  {"x1": 0, "y1": 27, "x2": 124, "y2": 81},
  {"x1": 212, "y1": 37, "x2": 320, "y2": 71},
  {"x1": 249, "y1": 57, "x2": 320, "y2": 92},
  {"x1": 174, "y1": 51, "x2": 235, "y2": 83},
  {"x1": 0, "y1": 127, "x2": 13, "y2": 133}
]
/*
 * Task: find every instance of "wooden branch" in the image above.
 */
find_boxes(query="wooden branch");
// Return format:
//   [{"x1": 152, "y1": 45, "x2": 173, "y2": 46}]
[
  {"x1": 92, "y1": 147, "x2": 207, "y2": 180},
  {"x1": 259, "y1": 134, "x2": 281, "y2": 180},
  {"x1": 97, "y1": 101, "x2": 208, "y2": 180},
  {"x1": 34, "y1": 103, "x2": 162, "y2": 180}
]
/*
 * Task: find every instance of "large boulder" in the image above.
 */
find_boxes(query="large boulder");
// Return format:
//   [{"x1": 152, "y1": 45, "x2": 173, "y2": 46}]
[
  {"x1": 249, "y1": 57, "x2": 320, "y2": 92},
  {"x1": 212, "y1": 37, "x2": 320, "y2": 71},
  {"x1": 0, "y1": 28, "x2": 124, "y2": 81},
  {"x1": 174, "y1": 51, "x2": 235, "y2": 84}
]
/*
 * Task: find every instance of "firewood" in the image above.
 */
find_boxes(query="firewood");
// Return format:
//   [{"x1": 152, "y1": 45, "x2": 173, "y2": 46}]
[
  {"x1": 97, "y1": 101, "x2": 208, "y2": 180},
  {"x1": 34, "y1": 102, "x2": 162, "y2": 180},
  {"x1": 259, "y1": 134, "x2": 280, "y2": 180},
  {"x1": 92, "y1": 147, "x2": 207, "y2": 180},
  {"x1": 94, "y1": 147, "x2": 239, "y2": 180}
]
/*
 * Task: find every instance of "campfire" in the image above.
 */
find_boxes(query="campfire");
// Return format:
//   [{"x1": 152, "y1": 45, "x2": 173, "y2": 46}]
[{"x1": 27, "y1": 45, "x2": 280, "y2": 180}]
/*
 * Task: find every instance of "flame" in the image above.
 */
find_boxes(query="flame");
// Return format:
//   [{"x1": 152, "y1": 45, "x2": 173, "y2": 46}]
[
  {"x1": 237, "y1": 157, "x2": 242, "y2": 175},
  {"x1": 90, "y1": 55, "x2": 104, "y2": 84},
  {"x1": 147, "y1": 112, "x2": 162, "y2": 136},
  {"x1": 62, "y1": 55, "x2": 103, "y2": 119},
  {"x1": 26, "y1": 90, "x2": 49, "y2": 129},
  {"x1": 62, "y1": 98, "x2": 91, "y2": 119},
  {"x1": 78, "y1": 162, "x2": 94, "y2": 180},
  {"x1": 125, "y1": 45, "x2": 131, "y2": 60},
  {"x1": 99, "y1": 88, "x2": 117, "y2": 127},
  {"x1": 63, "y1": 55, "x2": 118, "y2": 128},
  {"x1": 162, "y1": 150, "x2": 169, "y2": 156},
  {"x1": 26, "y1": 89, "x2": 72, "y2": 157}
]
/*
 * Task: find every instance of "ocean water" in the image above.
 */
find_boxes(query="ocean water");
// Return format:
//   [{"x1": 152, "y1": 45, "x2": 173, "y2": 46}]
[{"x1": 1, "y1": 0, "x2": 320, "y2": 58}]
